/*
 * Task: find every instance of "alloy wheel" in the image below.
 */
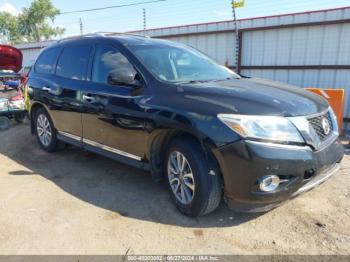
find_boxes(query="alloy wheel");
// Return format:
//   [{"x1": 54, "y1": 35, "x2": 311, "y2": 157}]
[
  {"x1": 36, "y1": 114, "x2": 52, "y2": 147},
  {"x1": 167, "y1": 151, "x2": 195, "y2": 205}
]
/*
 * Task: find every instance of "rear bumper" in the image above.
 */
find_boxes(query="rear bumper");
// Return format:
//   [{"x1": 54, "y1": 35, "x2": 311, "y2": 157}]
[
  {"x1": 0, "y1": 109, "x2": 26, "y2": 117},
  {"x1": 213, "y1": 137, "x2": 344, "y2": 212}
]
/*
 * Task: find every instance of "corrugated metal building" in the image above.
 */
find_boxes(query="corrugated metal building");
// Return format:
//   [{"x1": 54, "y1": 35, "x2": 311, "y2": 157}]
[{"x1": 15, "y1": 6, "x2": 350, "y2": 126}]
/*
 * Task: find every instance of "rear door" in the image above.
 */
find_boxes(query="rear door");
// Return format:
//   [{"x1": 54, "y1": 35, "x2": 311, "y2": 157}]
[
  {"x1": 28, "y1": 47, "x2": 61, "y2": 123},
  {"x1": 81, "y1": 43, "x2": 147, "y2": 162},
  {"x1": 29, "y1": 44, "x2": 91, "y2": 140},
  {"x1": 52, "y1": 44, "x2": 91, "y2": 139}
]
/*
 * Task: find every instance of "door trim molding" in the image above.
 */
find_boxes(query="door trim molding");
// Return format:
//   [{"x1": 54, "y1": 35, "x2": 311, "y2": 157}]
[
  {"x1": 58, "y1": 131, "x2": 142, "y2": 161},
  {"x1": 58, "y1": 131, "x2": 82, "y2": 141},
  {"x1": 83, "y1": 138, "x2": 142, "y2": 161}
]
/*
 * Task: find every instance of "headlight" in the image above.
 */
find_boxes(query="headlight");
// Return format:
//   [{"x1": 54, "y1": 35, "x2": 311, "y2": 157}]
[
  {"x1": 328, "y1": 107, "x2": 339, "y2": 135},
  {"x1": 218, "y1": 114, "x2": 304, "y2": 143}
]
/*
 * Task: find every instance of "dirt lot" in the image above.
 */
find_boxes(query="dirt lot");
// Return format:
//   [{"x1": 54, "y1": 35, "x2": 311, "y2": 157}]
[{"x1": 0, "y1": 122, "x2": 349, "y2": 255}]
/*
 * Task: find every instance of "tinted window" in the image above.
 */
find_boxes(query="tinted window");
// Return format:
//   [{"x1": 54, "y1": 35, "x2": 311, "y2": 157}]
[
  {"x1": 130, "y1": 44, "x2": 239, "y2": 83},
  {"x1": 35, "y1": 48, "x2": 60, "y2": 74},
  {"x1": 92, "y1": 44, "x2": 136, "y2": 85},
  {"x1": 56, "y1": 45, "x2": 90, "y2": 80}
]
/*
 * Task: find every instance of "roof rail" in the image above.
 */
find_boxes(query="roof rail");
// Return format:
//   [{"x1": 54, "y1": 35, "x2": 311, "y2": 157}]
[
  {"x1": 56, "y1": 32, "x2": 150, "y2": 43},
  {"x1": 56, "y1": 33, "x2": 106, "y2": 43},
  {"x1": 96, "y1": 32, "x2": 151, "y2": 38}
]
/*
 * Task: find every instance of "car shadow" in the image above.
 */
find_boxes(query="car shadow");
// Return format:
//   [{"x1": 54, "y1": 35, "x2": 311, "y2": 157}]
[{"x1": 1, "y1": 126, "x2": 262, "y2": 228}]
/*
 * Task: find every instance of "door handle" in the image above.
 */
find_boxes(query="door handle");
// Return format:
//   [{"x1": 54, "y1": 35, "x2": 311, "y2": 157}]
[
  {"x1": 42, "y1": 86, "x2": 51, "y2": 91},
  {"x1": 82, "y1": 94, "x2": 96, "y2": 103}
]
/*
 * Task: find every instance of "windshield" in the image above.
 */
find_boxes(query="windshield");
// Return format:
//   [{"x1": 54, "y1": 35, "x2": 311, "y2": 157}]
[{"x1": 129, "y1": 44, "x2": 240, "y2": 83}]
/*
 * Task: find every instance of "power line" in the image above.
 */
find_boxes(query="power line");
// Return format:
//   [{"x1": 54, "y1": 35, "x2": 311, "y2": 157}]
[
  {"x1": 54, "y1": 0, "x2": 348, "y2": 36},
  {"x1": 60, "y1": 0, "x2": 167, "y2": 15}
]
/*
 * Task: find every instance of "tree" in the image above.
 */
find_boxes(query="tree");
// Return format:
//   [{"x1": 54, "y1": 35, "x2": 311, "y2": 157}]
[
  {"x1": 0, "y1": 12, "x2": 21, "y2": 43},
  {"x1": 0, "y1": 0, "x2": 65, "y2": 44},
  {"x1": 18, "y1": 0, "x2": 64, "y2": 42}
]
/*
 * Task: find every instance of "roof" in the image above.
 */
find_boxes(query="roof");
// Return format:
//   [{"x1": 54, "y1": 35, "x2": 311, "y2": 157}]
[{"x1": 42, "y1": 33, "x2": 173, "y2": 49}]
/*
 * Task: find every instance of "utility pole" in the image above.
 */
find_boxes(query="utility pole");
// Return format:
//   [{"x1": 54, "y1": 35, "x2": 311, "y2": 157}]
[
  {"x1": 79, "y1": 18, "x2": 83, "y2": 35},
  {"x1": 143, "y1": 8, "x2": 147, "y2": 36},
  {"x1": 231, "y1": 0, "x2": 240, "y2": 72}
]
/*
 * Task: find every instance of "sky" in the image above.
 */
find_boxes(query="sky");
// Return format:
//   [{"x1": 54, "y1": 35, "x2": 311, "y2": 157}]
[{"x1": 1, "y1": 0, "x2": 350, "y2": 37}]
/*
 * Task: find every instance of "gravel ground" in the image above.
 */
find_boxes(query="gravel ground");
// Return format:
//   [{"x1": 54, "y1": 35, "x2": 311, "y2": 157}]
[{"x1": 0, "y1": 123, "x2": 349, "y2": 255}]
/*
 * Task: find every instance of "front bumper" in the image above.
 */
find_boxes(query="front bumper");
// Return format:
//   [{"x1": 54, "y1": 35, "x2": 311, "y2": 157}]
[{"x1": 213, "y1": 137, "x2": 344, "y2": 212}]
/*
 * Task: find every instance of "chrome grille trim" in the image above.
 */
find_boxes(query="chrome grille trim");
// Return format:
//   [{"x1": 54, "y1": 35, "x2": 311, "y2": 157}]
[
  {"x1": 307, "y1": 111, "x2": 333, "y2": 141},
  {"x1": 303, "y1": 108, "x2": 330, "y2": 119},
  {"x1": 288, "y1": 107, "x2": 338, "y2": 151}
]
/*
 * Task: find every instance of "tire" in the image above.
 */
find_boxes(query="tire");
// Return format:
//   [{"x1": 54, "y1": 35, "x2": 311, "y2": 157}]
[
  {"x1": 0, "y1": 116, "x2": 10, "y2": 130},
  {"x1": 165, "y1": 138, "x2": 222, "y2": 217},
  {"x1": 34, "y1": 108, "x2": 64, "y2": 152},
  {"x1": 14, "y1": 112, "x2": 26, "y2": 123}
]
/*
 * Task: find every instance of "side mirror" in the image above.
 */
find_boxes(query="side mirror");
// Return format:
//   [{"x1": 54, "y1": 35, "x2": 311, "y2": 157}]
[{"x1": 107, "y1": 71, "x2": 142, "y2": 88}]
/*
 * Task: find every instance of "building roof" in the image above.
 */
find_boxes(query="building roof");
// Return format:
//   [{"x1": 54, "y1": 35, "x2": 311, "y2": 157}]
[{"x1": 15, "y1": 6, "x2": 350, "y2": 50}]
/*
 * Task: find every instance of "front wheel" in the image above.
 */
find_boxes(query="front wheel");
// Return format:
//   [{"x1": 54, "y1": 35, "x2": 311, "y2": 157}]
[{"x1": 165, "y1": 138, "x2": 222, "y2": 217}]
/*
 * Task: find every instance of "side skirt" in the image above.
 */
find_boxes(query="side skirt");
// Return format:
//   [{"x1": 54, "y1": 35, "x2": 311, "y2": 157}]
[
  {"x1": 84, "y1": 143, "x2": 145, "y2": 169},
  {"x1": 57, "y1": 131, "x2": 150, "y2": 170},
  {"x1": 57, "y1": 133, "x2": 83, "y2": 147}
]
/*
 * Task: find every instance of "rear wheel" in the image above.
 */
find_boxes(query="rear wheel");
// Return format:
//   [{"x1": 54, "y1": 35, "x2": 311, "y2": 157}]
[
  {"x1": 34, "y1": 108, "x2": 64, "y2": 152},
  {"x1": 165, "y1": 138, "x2": 222, "y2": 217}
]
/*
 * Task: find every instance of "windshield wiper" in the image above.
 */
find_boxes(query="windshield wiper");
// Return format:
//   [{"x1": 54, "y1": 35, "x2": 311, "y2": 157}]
[
  {"x1": 211, "y1": 76, "x2": 240, "y2": 82},
  {"x1": 176, "y1": 79, "x2": 213, "y2": 84}
]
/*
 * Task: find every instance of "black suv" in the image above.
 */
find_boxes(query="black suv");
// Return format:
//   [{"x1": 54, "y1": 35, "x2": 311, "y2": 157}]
[{"x1": 26, "y1": 34, "x2": 344, "y2": 216}]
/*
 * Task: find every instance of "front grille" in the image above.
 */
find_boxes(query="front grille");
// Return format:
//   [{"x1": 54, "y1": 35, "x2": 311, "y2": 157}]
[{"x1": 308, "y1": 111, "x2": 333, "y2": 141}]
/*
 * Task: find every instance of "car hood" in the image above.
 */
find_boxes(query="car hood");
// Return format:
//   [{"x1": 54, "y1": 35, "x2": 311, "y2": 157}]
[
  {"x1": 178, "y1": 77, "x2": 328, "y2": 117},
  {"x1": 0, "y1": 45, "x2": 23, "y2": 72}
]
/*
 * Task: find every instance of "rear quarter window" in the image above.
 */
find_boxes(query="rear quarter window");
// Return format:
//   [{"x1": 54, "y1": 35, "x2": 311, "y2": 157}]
[
  {"x1": 34, "y1": 48, "x2": 60, "y2": 75},
  {"x1": 56, "y1": 45, "x2": 91, "y2": 80}
]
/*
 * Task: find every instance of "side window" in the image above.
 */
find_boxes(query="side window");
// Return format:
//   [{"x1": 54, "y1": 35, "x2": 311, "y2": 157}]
[
  {"x1": 56, "y1": 45, "x2": 91, "y2": 80},
  {"x1": 34, "y1": 48, "x2": 60, "y2": 74},
  {"x1": 92, "y1": 44, "x2": 136, "y2": 86}
]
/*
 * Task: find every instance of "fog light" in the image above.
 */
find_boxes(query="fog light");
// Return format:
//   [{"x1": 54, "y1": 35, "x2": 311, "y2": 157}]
[{"x1": 259, "y1": 175, "x2": 280, "y2": 192}]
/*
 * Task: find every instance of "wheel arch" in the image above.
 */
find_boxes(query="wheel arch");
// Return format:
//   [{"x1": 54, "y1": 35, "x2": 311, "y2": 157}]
[
  {"x1": 29, "y1": 102, "x2": 52, "y2": 134},
  {"x1": 148, "y1": 128, "x2": 221, "y2": 182}
]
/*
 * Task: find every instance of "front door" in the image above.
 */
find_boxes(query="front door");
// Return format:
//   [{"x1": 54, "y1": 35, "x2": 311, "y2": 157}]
[{"x1": 81, "y1": 43, "x2": 147, "y2": 162}]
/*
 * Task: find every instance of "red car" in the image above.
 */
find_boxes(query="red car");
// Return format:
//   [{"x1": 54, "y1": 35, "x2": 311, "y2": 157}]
[{"x1": 0, "y1": 45, "x2": 26, "y2": 129}]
